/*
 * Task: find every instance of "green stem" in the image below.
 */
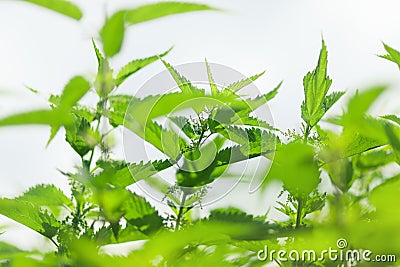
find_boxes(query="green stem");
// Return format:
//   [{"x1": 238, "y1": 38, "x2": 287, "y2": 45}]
[
  {"x1": 295, "y1": 198, "x2": 303, "y2": 229},
  {"x1": 304, "y1": 124, "x2": 311, "y2": 143},
  {"x1": 175, "y1": 192, "x2": 188, "y2": 231}
]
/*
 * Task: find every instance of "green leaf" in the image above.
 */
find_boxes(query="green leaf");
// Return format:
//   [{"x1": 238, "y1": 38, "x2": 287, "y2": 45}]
[
  {"x1": 382, "y1": 114, "x2": 400, "y2": 126},
  {"x1": 265, "y1": 142, "x2": 321, "y2": 198},
  {"x1": 325, "y1": 158, "x2": 354, "y2": 192},
  {"x1": 92, "y1": 40, "x2": 115, "y2": 96},
  {"x1": 301, "y1": 39, "x2": 337, "y2": 127},
  {"x1": 115, "y1": 47, "x2": 172, "y2": 86},
  {"x1": 16, "y1": 184, "x2": 73, "y2": 216},
  {"x1": 0, "y1": 109, "x2": 71, "y2": 127},
  {"x1": 0, "y1": 199, "x2": 59, "y2": 239},
  {"x1": 124, "y1": 2, "x2": 217, "y2": 25},
  {"x1": 223, "y1": 71, "x2": 265, "y2": 94},
  {"x1": 65, "y1": 115, "x2": 101, "y2": 157},
  {"x1": 59, "y1": 76, "x2": 91, "y2": 110},
  {"x1": 100, "y1": 11, "x2": 125, "y2": 58},
  {"x1": 161, "y1": 59, "x2": 204, "y2": 94},
  {"x1": 21, "y1": 0, "x2": 82, "y2": 20},
  {"x1": 123, "y1": 193, "x2": 164, "y2": 235},
  {"x1": 384, "y1": 123, "x2": 400, "y2": 164},
  {"x1": 100, "y1": 2, "x2": 216, "y2": 57},
  {"x1": 205, "y1": 59, "x2": 219, "y2": 96},
  {"x1": 379, "y1": 43, "x2": 400, "y2": 69},
  {"x1": 94, "y1": 159, "x2": 172, "y2": 188}
]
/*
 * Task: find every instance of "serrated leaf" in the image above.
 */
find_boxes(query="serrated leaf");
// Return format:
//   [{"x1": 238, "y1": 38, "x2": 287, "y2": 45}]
[
  {"x1": 94, "y1": 159, "x2": 172, "y2": 188},
  {"x1": 16, "y1": 184, "x2": 73, "y2": 216},
  {"x1": 161, "y1": 59, "x2": 204, "y2": 94},
  {"x1": 100, "y1": 11, "x2": 125, "y2": 58},
  {"x1": 21, "y1": 0, "x2": 82, "y2": 20},
  {"x1": 301, "y1": 40, "x2": 333, "y2": 127},
  {"x1": 0, "y1": 199, "x2": 59, "y2": 239},
  {"x1": 65, "y1": 115, "x2": 101, "y2": 157},
  {"x1": 382, "y1": 114, "x2": 400, "y2": 126},
  {"x1": 223, "y1": 71, "x2": 265, "y2": 94},
  {"x1": 123, "y1": 193, "x2": 163, "y2": 235},
  {"x1": 115, "y1": 47, "x2": 172, "y2": 86},
  {"x1": 379, "y1": 43, "x2": 400, "y2": 69},
  {"x1": 205, "y1": 59, "x2": 219, "y2": 96}
]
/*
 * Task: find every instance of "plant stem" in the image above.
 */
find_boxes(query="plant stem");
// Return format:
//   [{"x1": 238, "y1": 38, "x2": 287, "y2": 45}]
[
  {"x1": 295, "y1": 198, "x2": 303, "y2": 229},
  {"x1": 175, "y1": 191, "x2": 188, "y2": 231},
  {"x1": 303, "y1": 124, "x2": 311, "y2": 143}
]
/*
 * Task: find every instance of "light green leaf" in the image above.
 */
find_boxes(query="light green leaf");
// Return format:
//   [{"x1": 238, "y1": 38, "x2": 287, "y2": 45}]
[
  {"x1": 124, "y1": 2, "x2": 217, "y2": 25},
  {"x1": 301, "y1": 40, "x2": 335, "y2": 127},
  {"x1": 0, "y1": 199, "x2": 59, "y2": 239},
  {"x1": 115, "y1": 47, "x2": 172, "y2": 86},
  {"x1": 100, "y1": 11, "x2": 125, "y2": 58},
  {"x1": 379, "y1": 43, "x2": 400, "y2": 69},
  {"x1": 265, "y1": 142, "x2": 321, "y2": 198},
  {"x1": 205, "y1": 59, "x2": 219, "y2": 96},
  {"x1": 92, "y1": 40, "x2": 115, "y2": 96},
  {"x1": 0, "y1": 109, "x2": 71, "y2": 127},
  {"x1": 161, "y1": 59, "x2": 204, "y2": 94},
  {"x1": 223, "y1": 71, "x2": 265, "y2": 94},
  {"x1": 384, "y1": 123, "x2": 400, "y2": 164},
  {"x1": 16, "y1": 184, "x2": 73, "y2": 216},
  {"x1": 21, "y1": 0, "x2": 82, "y2": 20},
  {"x1": 59, "y1": 76, "x2": 91, "y2": 110},
  {"x1": 382, "y1": 114, "x2": 400, "y2": 126}
]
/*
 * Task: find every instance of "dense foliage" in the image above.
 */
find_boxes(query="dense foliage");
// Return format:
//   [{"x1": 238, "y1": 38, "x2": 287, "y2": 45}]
[{"x1": 0, "y1": 1, "x2": 399, "y2": 266}]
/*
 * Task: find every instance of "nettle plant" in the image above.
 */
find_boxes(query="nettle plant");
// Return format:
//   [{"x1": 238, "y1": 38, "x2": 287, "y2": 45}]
[{"x1": 1, "y1": 1, "x2": 400, "y2": 266}]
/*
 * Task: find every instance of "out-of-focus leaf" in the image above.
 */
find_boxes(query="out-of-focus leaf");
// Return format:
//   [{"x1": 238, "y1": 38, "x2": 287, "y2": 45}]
[
  {"x1": 124, "y1": 2, "x2": 217, "y2": 25},
  {"x1": 382, "y1": 114, "x2": 400, "y2": 126},
  {"x1": 100, "y1": 2, "x2": 216, "y2": 57},
  {"x1": 265, "y1": 142, "x2": 321, "y2": 198},
  {"x1": 384, "y1": 123, "x2": 400, "y2": 164},
  {"x1": 325, "y1": 158, "x2": 353, "y2": 192},
  {"x1": 100, "y1": 11, "x2": 125, "y2": 58},
  {"x1": 21, "y1": 0, "x2": 82, "y2": 20}
]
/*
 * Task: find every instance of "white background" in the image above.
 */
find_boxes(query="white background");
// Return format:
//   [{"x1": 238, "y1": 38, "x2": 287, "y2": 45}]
[{"x1": 1, "y1": 0, "x2": 400, "y2": 250}]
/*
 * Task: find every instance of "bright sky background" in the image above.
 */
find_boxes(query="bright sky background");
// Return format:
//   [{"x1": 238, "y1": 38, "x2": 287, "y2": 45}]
[{"x1": 1, "y1": 0, "x2": 400, "y2": 251}]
